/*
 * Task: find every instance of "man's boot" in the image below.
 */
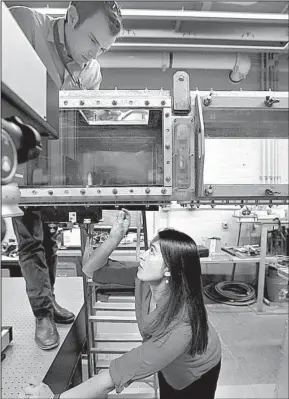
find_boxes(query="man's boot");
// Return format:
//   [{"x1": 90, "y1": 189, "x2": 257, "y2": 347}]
[
  {"x1": 35, "y1": 315, "x2": 60, "y2": 350},
  {"x1": 51, "y1": 301, "x2": 75, "y2": 324}
]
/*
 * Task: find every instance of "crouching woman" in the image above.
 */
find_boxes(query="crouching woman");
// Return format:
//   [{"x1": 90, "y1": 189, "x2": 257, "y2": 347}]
[{"x1": 24, "y1": 209, "x2": 222, "y2": 399}]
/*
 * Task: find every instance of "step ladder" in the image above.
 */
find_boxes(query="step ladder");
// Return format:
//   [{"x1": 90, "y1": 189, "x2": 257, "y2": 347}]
[{"x1": 81, "y1": 211, "x2": 159, "y2": 398}]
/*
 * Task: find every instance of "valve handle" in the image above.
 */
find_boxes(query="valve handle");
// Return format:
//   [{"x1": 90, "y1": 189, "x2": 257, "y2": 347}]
[{"x1": 5, "y1": 116, "x2": 42, "y2": 164}]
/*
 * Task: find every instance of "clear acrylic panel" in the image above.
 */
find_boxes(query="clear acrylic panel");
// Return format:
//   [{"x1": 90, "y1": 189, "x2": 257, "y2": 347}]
[
  {"x1": 202, "y1": 108, "x2": 288, "y2": 139},
  {"x1": 17, "y1": 109, "x2": 164, "y2": 188},
  {"x1": 202, "y1": 106, "x2": 288, "y2": 185},
  {"x1": 204, "y1": 138, "x2": 288, "y2": 185}
]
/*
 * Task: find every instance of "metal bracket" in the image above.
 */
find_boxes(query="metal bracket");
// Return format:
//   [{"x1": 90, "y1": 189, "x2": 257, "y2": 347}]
[
  {"x1": 173, "y1": 71, "x2": 191, "y2": 115},
  {"x1": 264, "y1": 95, "x2": 280, "y2": 107},
  {"x1": 265, "y1": 188, "x2": 281, "y2": 196}
]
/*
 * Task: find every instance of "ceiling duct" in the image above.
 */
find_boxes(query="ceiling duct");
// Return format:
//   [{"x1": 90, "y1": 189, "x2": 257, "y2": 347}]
[{"x1": 99, "y1": 52, "x2": 251, "y2": 82}]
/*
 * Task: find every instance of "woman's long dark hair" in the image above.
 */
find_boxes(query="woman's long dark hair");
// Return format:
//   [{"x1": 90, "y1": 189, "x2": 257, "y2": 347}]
[{"x1": 148, "y1": 228, "x2": 208, "y2": 356}]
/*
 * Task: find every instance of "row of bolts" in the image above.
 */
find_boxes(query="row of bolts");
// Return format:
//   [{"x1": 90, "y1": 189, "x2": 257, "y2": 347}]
[{"x1": 32, "y1": 187, "x2": 168, "y2": 195}]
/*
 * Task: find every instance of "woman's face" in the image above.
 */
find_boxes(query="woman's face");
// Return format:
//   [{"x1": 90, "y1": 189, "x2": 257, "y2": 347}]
[{"x1": 137, "y1": 241, "x2": 168, "y2": 282}]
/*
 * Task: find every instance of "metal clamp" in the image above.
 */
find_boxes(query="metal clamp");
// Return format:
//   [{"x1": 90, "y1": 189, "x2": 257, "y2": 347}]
[
  {"x1": 265, "y1": 188, "x2": 281, "y2": 196},
  {"x1": 264, "y1": 95, "x2": 280, "y2": 107},
  {"x1": 173, "y1": 71, "x2": 191, "y2": 115}
]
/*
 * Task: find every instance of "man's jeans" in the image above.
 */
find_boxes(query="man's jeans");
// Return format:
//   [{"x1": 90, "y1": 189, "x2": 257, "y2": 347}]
[{"x1": 12, "y1": 208, "x2": 58, "y2": 318}]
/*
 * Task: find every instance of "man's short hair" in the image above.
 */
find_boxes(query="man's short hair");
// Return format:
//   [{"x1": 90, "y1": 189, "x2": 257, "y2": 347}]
[{"x1": 69, "y1": 1, "x2": 122, "y2": 36}]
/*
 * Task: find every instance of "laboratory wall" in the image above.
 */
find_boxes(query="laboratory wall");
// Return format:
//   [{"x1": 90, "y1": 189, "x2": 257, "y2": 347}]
[
  {"x1": 146, "y1": 208, "x2": 261, "y2": 283},
  {"x1": 101, "y1": 54, "x2": 289, "y2": 92},
  {"x1": 3, "y1": 53, "x2": 288, "y2": 285},
  {"x1": 102, "y1": 66, "x2": 261, "y2": 91}
]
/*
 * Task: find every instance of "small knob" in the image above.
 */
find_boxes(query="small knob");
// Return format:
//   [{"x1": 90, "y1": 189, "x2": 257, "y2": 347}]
[
  {"x1": 112, "y1": 100, "x2": 117, "y2": 106},
  {"x1": 204, "y1": 185, "x2": 213, "y2": 196},
  {"x1": 145, "y1": 188, "x2": 150, "y2": 194},
  {"x1": 242, "y1": 208, "x2": 251, "y2": 216},
  {"x1": 48, "y1": 190, "x2": 53, "y2": 195},
  {"x1": 166, "y1": 177, "x2": 171, "y2": 182},
  {"x1": 203, "y1": 97, "x2": 212, "y2": 106},
  {"x1": 80, "y1": 100, "x2": 85, "y2": 106},
  {"x1": 203, "y1": 90, "x2": 213, "y2": 107},
  {"x1": 161, "y1": 188, "x2": 167, "y2": 194},
  {"x1": 80, "y1": 189, "x2": 86, "y2": 195},
  {"x1": 112, "y1": 188, "x2": 118, "y2": 194},
  {"x1": 165, "y1": 144, "x2": 171, "y2": 150}
]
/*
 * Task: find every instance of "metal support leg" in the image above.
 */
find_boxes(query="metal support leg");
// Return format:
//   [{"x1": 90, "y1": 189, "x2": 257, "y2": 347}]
[
  {"x1": 142, "y1": 210, "x2": 149, "y2": 250},
  {"x1": 136, "y1": 212, "x2": 141, "y2": 261},
  {"x1": 257, "y1": 224, "x2": 269, "y2": 313},
  {"x1": 80, "y1": 224, "x2": 94, "y2": 378},
  {"x1": 231, "y1": 222, "x2": 242, "y2": 281},
  {"x1": 153, "y1": 373, "x2": 159, "y2": 398}
]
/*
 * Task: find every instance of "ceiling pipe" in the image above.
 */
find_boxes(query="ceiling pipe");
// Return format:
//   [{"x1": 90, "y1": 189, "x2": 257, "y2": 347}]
[
  {"x1": 226, "y1": 2, "x2": 258, "y2": 4},
  {"x1": 229, "y1": 53, "x2": 252, "y2": 83},
  {"x1": 172, "y1": 52, "x2": 251, "y2": 82},
  {"x1": 99, "y1": 51, "x2": 251, "y2": 82},
  {"x1": 32, "y1": 8, "x2": 288, "y2": 23},
  {"x1": 99, "y1": 52, "x2": 171, "y2": 70}
]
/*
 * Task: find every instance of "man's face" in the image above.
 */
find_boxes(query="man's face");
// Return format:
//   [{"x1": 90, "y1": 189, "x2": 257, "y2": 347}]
[{"x1": 65, "y1": 6, "x2": 117, "y2": 66}]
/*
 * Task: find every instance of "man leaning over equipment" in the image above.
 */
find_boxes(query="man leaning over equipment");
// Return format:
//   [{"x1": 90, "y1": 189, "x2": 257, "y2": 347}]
[{"x1": 10, "y1": 1, "x2": 122, "y2": 350}]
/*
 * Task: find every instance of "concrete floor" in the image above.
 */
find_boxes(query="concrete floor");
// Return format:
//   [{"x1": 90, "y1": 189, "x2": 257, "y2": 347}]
[
  {"x1": 207, "y1": 303, "x2": 288, "y2": 398},
  {"x1": 83, "y1": 298, "x2": 288, "y2": 399}
]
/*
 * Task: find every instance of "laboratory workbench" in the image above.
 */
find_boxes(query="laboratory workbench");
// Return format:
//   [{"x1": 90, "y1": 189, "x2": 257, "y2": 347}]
[
  {"x1": 1, "y1": 251, "x2": 276, "y2": 313},
  {"x1": 1, "y1": 249, "x2": 265, "y2": 263},
  {"x1": 1, "y1": 249, "x2": 83, "y2": 277},
  {"x1": 1, "y1": 277, "x2": 86, "y2": 398}
]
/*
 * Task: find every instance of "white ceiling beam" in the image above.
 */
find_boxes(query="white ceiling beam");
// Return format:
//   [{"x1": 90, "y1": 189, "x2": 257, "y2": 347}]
[
  {"x1": 121, "y1": 9, "x2": 289, "y2": 23},
  {"x1": 121, "y1": 27, "x2": 288, "y2": 42},
  {"x1": 112, "y1": 42, "x2": 288, "y2": 53},
  {"x1": 32, "y1": 8, "x2": 288, "y2": 24}
]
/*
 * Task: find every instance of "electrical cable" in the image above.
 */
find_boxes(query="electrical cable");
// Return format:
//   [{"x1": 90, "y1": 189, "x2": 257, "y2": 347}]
[{"x1": 204, "y1": 281, "x2": 256, "y2": 306}]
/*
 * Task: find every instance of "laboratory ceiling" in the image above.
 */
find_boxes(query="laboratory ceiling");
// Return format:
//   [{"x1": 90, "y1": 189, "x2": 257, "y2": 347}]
[{"x1": 4, "y1": 1, "x2": 289, "y2": 53}]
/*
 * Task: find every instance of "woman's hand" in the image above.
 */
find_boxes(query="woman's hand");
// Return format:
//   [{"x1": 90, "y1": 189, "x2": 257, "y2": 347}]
[
  {"x1": 19, "y1": 380, "x2": 54, "y2": 398},
  {"x1": 109, "y1": 209, "x2": 131, "y2": 242}
]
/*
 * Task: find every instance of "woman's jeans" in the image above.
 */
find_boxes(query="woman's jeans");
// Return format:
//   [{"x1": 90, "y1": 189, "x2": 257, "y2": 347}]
[{"x1": 158, "y1": 360, "x2": 221, "y2": 399}]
